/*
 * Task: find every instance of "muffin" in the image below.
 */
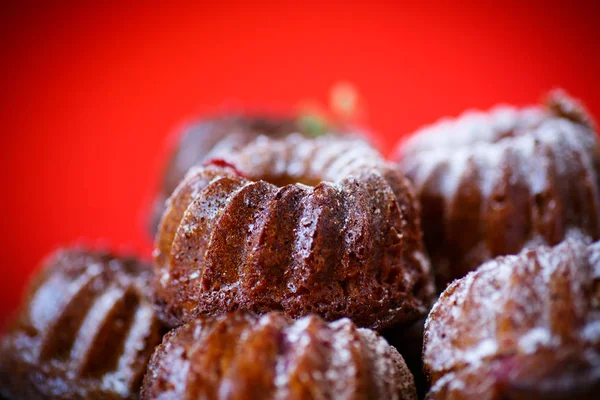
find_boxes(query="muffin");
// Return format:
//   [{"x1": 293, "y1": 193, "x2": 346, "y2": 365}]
[
  {"x1": 0, "y1": 248, "x2": 164, "y2": 400},
  {"x1": 423, "y1": 239, "x2": 600, "y2": 399},
  {"x1": 395, "y1": 90, "x2": 600, "y2": 288},
  {"x1": 142, "y1": 311, "x2": 417, "y2": 400},
  {"x1": 154, "y1": 134, "x2": 434, "y2": 330}
]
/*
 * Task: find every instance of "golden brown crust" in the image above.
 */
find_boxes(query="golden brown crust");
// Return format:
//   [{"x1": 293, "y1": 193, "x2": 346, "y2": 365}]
[
  {"x1": 395, "y1": 91, "x2": 600, "y2": 288},
  {"x1": 0, "y1": 248, "x2": 164, "y2": 400},
  {"x1": 141, "y1": 312, "x2": 418, "y2": 400},
  {"x1": 154, "y1": 134, "x2": 434, "y2": 330},
  {"x1": 423, "y1": 239, "x2": 600, "y2": 399}
]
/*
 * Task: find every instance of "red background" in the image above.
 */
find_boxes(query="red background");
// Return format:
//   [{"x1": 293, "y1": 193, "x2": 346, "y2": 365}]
[{"x1": 1, "y1": 1, "x2": 599, "y2": 328}]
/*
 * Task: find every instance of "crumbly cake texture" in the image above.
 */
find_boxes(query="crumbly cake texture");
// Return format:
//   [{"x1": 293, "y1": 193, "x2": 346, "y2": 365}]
[
  {"x1": 154, "y1": 134, "x2": 434, "y2": 330},
  {"x1": 0, "y1": 248, "x2": 164, "y2": 400},
  {"x1": 150, "y1": 115, "x2": 305, "y2": 236},
  {"x1": 141, "y1": 312, "x2": 417, "y2": 400},
  {"x1": 423, "y1": 239, "x2": 600, "y2": 399},
  {"x1": 395, "y1": 90, "x2": 600, "y2": 288}
]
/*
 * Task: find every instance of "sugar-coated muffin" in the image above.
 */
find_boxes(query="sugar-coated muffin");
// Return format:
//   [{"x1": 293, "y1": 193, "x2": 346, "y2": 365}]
[
  {"x1": 423, "y1": 239, "x2": 600, "y2": 399},
  {"x1": 142, "y1": 311, "x2": 418, "y2": 400},
  {"x1": 154, "y1": 134, "x2": 434, "y2": 330},
  {"x1": 0, "y1": 248, "x2": 164, "y2": 400},
  {"x1": 395, "y1": 90, "x2": 600, "y2": 288}
]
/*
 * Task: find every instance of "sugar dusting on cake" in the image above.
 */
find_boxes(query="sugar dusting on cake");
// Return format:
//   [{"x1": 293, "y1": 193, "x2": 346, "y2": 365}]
[{"x1": 423, "y1": 239, "x2": 600, "y2": 397}]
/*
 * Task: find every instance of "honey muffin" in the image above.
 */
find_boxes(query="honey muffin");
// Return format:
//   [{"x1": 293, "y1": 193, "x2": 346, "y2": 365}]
[
  {"x1": 423, "y1": 239, "x2": 600, "y2": 399},
  {"x1": 0, "y1": 248, "x2": 164, "y2": 400},
  {"x1": 395, "y1": 90, "x2": 600, "y2": 288},
  {"x1": 142, "y1": 312, "x2": 417, "y2": 400},
  {"x1": 154, "y1": 134, "x2": 434, "y2": 330}
]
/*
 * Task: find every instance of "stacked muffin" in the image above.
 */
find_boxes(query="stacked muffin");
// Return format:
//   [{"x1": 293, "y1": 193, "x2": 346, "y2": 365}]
[
  {"x1": 2, "y1": 91, "x2": 599, "y2": 400},
  {"x1": 394, "y1": 90, "x2": 600, "y2": 399},
  {"x1": 0, "y1": 115, "x2": 430, "y2": 399}
]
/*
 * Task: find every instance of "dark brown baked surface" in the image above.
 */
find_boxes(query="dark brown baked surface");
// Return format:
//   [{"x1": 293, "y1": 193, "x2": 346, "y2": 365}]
[
  {"x1": 150, "y1": 115, "x2": 306, "y2": 236},
  {"x1": 154, "y1": 134, "x2": 434, "y2": 330},
  {"x1": 395, "y1": 90, "x2": 600, "y2": 288},
  {"x1": 0, "y1": 248, "x2": 164, "y2": 400},
  {"x1": 142, "y1": 311, "x2": 417, "y2": 400},
  {"x1": 423, "y1": 239, "x2": 600, "y2": 399}
]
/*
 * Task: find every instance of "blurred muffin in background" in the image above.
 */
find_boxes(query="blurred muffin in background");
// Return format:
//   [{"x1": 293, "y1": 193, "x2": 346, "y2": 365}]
[
  {"x1": 394, "y1": 90, "x2": 600, "y2": 288},
  {"x1": 0, "y1": 248, "x2": 164, "y2": 400},
  {"x1": 423, "y1": 239, "x2": 600, "y2": 399}
]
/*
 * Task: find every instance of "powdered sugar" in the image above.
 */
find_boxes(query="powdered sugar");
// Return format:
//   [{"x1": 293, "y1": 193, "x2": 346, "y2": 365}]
[
  {"x1": 160, "y1": 130, "x2": 433, "y2": 331},
  {"x1": 581, "y1": 321, "x2": 600, "y2": 343},
  {"x1": 398, "y1": 96, "x2": 599, "y2": 203},
  {"x1": 149, "y1": 314, "x2": 415, "y2": 399},
  {"x1": 517, "y1": 327, "x2": 554, "y2": 354},
  {"x1": 461, "y1": 339, "x2": 498, "y2": 366},
  {"x1": 424, "y1": 239, "x2": 600, "y2": 395}
]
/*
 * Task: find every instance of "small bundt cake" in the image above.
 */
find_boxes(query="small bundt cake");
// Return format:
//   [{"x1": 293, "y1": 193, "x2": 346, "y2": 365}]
[
  {"x1": 154, "y1": 134, "x2": 434, "y2": 330},
  {"x1": 0, "y1": 248, "x2": 164, "y2": 400},
  {"x1": 423, "y1": 239, "x2": 600, "y2": 399},
  {"x1": 395, "y1": 90, "x2": 600, "y2": 287},
  {"x1": 141, "y1": 312, "x2": 418, "y2": 400},
  {"x1": 150, "y1": 115, "x2": 307, "y2": 235}
]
